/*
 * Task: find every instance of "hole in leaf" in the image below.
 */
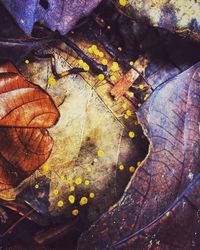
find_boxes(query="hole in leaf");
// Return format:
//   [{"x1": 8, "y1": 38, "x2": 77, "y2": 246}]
[{"x1": 39, "y1": 0, "x2": 49, "y2": 10}]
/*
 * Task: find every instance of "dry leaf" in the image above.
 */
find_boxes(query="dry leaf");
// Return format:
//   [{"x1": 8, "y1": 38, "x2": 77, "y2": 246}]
[{"x1": 77, "y1": 62, "x2": 200, "y2": 249}]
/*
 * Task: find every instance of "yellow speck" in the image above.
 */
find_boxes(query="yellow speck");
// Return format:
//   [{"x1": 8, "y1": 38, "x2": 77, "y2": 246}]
[
  {"x1": 68, "y1": 195, "x2": 75, "y2": 204},
  {"x1": 138, "y1": 103, "x2": 141, "y2": 107},
  {"x1": 91, "y1": 45, "x2": 97, "y2": 51},
  {"x1": 78, "y1": 59, "x2": 84, "y2": 66},
  {"x1": 88, "y1": 47, "x2": 93, "y2": 54},
  {"x1": 144, "y1": 93, "x2": 150, "y2": 100},
  {"x1": 119, "y1": 0, "x2": 127, "y2": 6},
  {"x1": 72, "y1": 209, "x2": 79, "y2": 216},
  {"x1": 79, "y1": 197, "x2": 88, "y2": 206},
  {"x1": 124, "y1": 114, "x2": 129, "y2": 119},
  {"x1": 129, "y1": 91, "x2": 134, "y2": 98},
  {"x1": 53, "y1": 189, "x2": 59, "y2": 195},
  {"x1": 34, "y1": 184, "x2": 39, "y2": 189},
  {"x1": 84, "y1": 180, "x2": 90, "y2": 186},
  {"x1": 89, "y1": 192, "x2": 95, "y2": 199},
  {"x1": 118, "y1": 47, "x2": 122, "y2": 52},
  {"x1": 129, "y1": 131, "x2": 135, "y2": 138},
  {"x1": 99, "y1": 52, "x2": 104, "y2": 58},
  {"x1": 57, "y1": 200, "x2": 64, "y2": 207},
  {"x1": 98, "y1": 150, "x2": 104, "y2": 158},
  {"x1": 102, "y1": 59, "x2": 108, "y2": 65},
  {"x1": 129, "y1": 61, "x2": 134, "y2": 66},
  {"x1": 61, "y1": 175, "x2": 65, "y2": 180},
  {"x1": 66, "y1": 178, "x2": 72, "y2": 184},
  {"x1": 119, "y1": 164, "x2": 124, "y2": 171},
  {"x1": 137, "y1": 161, "x2": 141, "y2": 167},
  {"x1": 139, "y1": 84, "x2": 144, "y2": 90},
  {"x1": 98, "y1": 74, "x2": 105, "y2": 81},
  {"x1": 75, "y1": 178, "x2": 82, "y2": 185},
  {"x1": 25, "y1": 59, "x2": 29, "y2": 64},
  {"x1": 94, "y1": 49, "x2": 100, "y2": 56},
  {"x1": 126, "y1": 110, "x2": 132, "y2": 116},
  {"x1": 48, "y1": 76, "x2": 56, "y2": 85},
  {"x1": 111, "y1": 62, "x2": 119, "y2": 72},
  {"x1": 110, "y1": 75, "x2": 116, "y2": 81},
  {"x1": 41, "y1": 163, "x2": 49, "y2": 172},
  {"x1": 83, "y1": 63, "x2": 90, "y2": 71},
  {"x1": 70, "y1": 186, "x2": 75, "y2": 192},
  {"x1": 129, "y1": 166, "x2": 135, "y2": 173},
  {"x1": 107, "y1": 25, "x2": 111, "y2": 30},
  {"x1": 93, "y1": 158, "x2": 98, "y2": 163}
]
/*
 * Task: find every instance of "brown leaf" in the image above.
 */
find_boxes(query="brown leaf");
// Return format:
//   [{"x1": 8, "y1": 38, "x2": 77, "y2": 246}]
[
  {"x1": 0, "y1": 64, "x2": 59, "y2": 128},
  {"x1": 0, "y1": 62, "x2": 59, "y2": 191},
  {"x1": 77, "y1": 63, "x2": 200, "y2": 250}
]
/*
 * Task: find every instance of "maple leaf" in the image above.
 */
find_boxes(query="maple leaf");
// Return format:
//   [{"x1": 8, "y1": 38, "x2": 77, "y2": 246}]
[{"x1": 77, "y1": 62, "x2": 200, "y2": 250}]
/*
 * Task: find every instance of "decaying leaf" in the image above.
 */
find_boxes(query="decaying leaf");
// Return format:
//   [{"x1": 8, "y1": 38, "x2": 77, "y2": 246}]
[
  {"x1": 115, "y1": 0, "x2": 200, "y2": 41},
  {"x1": 11, "y1": 35, "x2": 148, "y2": 225},
  {"x1": 77, "y1": 62, "x2": 200, "y2": 249},
  {"x1": 0, "y1": 0, "x2": 103, "y2": 35},
  {"x1": 0, "y1": 61, "x2": 59, "y2": 191}
]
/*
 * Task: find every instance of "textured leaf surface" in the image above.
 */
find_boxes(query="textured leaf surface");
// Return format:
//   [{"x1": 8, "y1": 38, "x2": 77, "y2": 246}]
[
  {"x1": 16, "y1": 38, "x2": 147, "y2": 224},
  {"x1": 0, "y1": 62, "x2": 59, "y2": 191},
  {"x1": 0, "y1": 0, "x2": 102, "y2": 35},
  {"x1": 115, "y1": 0, "x2": 200, "y2": 41},
  {"x1": 77, "y1": 62, "x2": 200, "y2": 249}
]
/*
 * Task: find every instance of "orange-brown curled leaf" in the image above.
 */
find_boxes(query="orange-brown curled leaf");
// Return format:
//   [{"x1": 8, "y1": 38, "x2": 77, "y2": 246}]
[
  {"x1": 0, "y1": 62, "x2": 59, "y2": 191},
  {"x1": 0, "y1": 69, "x2": 59, "y2": 128}
]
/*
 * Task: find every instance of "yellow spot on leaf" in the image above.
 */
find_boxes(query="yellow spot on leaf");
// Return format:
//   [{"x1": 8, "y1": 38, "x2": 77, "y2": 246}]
[
  {"x1": 75, "y1": 178, "x2": 82, "y2": 185},
  {"x1": 119, "y1": 165, "x2": 124, "y2": 171},
  {"x1": 99, "y1": 52, "x2": 104, "y2": 58},
  {"x1": 98, "y1": 150, "x2": 104, "y2": 157},
  {"x1": 119, "y1": 0, "x2": 127, "y2": 6},
  {"x1": 89, "y1": 192, "x2": 95, "y2": 198},
  {"x1": 72, "y1": 209, "x2": 79, "y2": 216},
  {"x1": 68, "y1": 195, "x2": 75, "y2": 204},
  {"x1": 126, "y1": 110, "x2": 132, "y2": 116},
  {"x1": 48, "y1": 76, "x2": 56, "y2": 85},
  {"x1": 57, "y1": 200, "x2": 64, "y2": 207},
  {"x1": 102, "y1": 59, "x2": 108, "y2": 65},
  {"x1": 70, "y1": 186, "x2": 75, "y2": 192},
  {"x1": 25, "y1": 59, "x2": 29, "y2": 64},
  {"x1": 98, "y1": 74, "x2": 105, "y2": 81},
  {"x1": 79, "y1": 197, "x2": 88, "y2": 206},
  {"x1": 34, "y1": 184, "x2": 39, "y2": 189},
  {"x1": 110, "y1": 75, "x2": 116, "y2": 81},
  {"x1": 53, "y1": 189, "x2": 59, "y2": 195},
  {"x1": 129, "y1": 131, "x2": 135, "y2": 138},
  {"x1": 111, "y1": 62, "x2": 119, "y2": 72},
  {"x1": 84, "y1": 180, "x2": 90, "y2": 186},
  {"x1": 129, "y1": 91, "x2": 134, "y2": 98}
]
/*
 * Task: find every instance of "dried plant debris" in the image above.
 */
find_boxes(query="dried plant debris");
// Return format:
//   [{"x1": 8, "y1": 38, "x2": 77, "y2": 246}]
[{"x1": 77, "y1": 62, "x2": 200, "y2": 250}]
